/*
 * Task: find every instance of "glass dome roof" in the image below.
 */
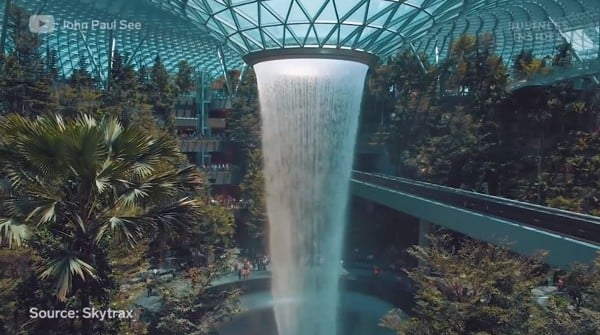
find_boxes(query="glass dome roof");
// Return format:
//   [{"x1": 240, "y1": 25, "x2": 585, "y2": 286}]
[
  {"x1": 4, "y1": 0, "x2": 599, "y2": 78},
  {"x1": 3, "y1": 0, "x2": 245, "y2": 79}
]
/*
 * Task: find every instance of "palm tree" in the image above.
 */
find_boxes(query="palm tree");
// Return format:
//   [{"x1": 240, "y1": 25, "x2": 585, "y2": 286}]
[{"x1": 0, "y1": 113, "x2": 204, "y2": 335}]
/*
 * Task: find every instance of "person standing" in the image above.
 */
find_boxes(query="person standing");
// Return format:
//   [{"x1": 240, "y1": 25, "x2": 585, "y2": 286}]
[
  {"x1": 262, "y1": 255, "x2": 268, "y2": 271},
  {"x1": 256, "y1": 253, "x2": 263, "y2": 270},
  {"x1": 146, "y1": 276, "x2": 153, "y2": 297},
  {"x1": 242, "y1": 259, "x2": 250, "y2": 280},
  {"x1": 373, "y1": 265, "x2": 381, "y2": 278},
  {"x1": 558, "y1": 276, "x2": 566, "y2": 291}
]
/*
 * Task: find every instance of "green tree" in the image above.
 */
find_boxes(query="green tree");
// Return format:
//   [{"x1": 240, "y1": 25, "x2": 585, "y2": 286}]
[
  {"x1": 69, "y1": 56, "x2": 96, "y2": 90},
  {"x1": 151, "y1": 250, "x2": 241, "y2": 335},
  {"x1": 239, "y1": 149, "x2": 267, "y2": 240},
  {"x1": 0, "y1": 114, "x2": 205, "y2": 335},
  {"x1": 150, "y1": 55, "x2": 176, "y2": 134},
  {"x1": 527, "y1": 255, "x2": 600, "y2": 335},
  {"x1": 380, "y1": 235, "x2": 548, "y2": 335},
  {"x1": 512, "y1": 50, "x2": 548, "y2": 80},
  {"x1": 0, "y1": 4, "x2": 55, "y2": 116},
  {"x1": 174, "y1": 60, "x2": 195, "y2": 94},
  {"x1": 57, "y1": 57, "x2": 104, "y2": 120},
  {"x1": 552, "y1": 42, "x2": 573, "y2": 67},
  {"x1": 381, "y1": 237, "x2": 600, "y2": 335},
  {"x1": 0, "y1": 247, "x2": 39, "y2": 333},
  {"x1": 196, "y1": 204, "x2": 236, "y2": 252},
  {"x1": 230, "y1": 69, "x2": 261, "y2": 158},
  {"x1": 229, "y1": 70, "x2": 267, "y2": 245},
  {"x1": 103, "y1": 50, "x2": 142, "y2": 125}
]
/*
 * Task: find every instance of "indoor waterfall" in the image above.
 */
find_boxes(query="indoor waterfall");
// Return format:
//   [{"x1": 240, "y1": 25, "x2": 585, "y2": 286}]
[{"x1": 254, "y1": 58, "x2": 368, "y2": 335}]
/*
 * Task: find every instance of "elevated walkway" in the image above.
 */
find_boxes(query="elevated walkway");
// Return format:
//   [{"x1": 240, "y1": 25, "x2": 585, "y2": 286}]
[
  {"x1": 509, "y1": 59, "x2": 600, "y2": 91},
  {"x1": 350, "y1": 171, "x2": 600, "y2": 267}
]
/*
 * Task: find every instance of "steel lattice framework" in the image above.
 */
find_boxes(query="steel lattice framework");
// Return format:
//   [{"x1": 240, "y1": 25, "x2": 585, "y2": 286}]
[{"x1": 3, "y1": 0, "x2": 599, "y2": 78}]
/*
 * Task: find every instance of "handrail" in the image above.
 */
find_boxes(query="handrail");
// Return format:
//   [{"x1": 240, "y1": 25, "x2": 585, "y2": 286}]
[
  {"x1": 371, "y1": 172, "x2": 600, "y2": 223},
  {"x1": 509, "y1": 59, "x2": 600, "y2": 90},
  {"x1": 351, "y1": 171, "x2": 600, "y2": 245}
]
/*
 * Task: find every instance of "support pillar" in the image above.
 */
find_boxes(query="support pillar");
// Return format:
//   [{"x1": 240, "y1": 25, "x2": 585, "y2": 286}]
[
  {"x1": 0, "y1": 0, "x2": 11, "y2": 56},
  {"x1": 233, "y1": 63, "x2": 248, "y2": 97},
  {"x1": 124, "y1": 30, "x2": 148, "y2": 67},
  {"x1": 106, "y1": 30, "x2": 115, "y2": 90},
  {"x1": 418, "y1": 219, "x2": 432, "y2": 249},
  {"x1": 79, "y1": 31, "x2": 104, "y2": 83},
  {"x1": 409, "y1": 41, "x2": 426, "y2": 74},
  {"x1": 418, "y1": 220, "x2": 433, "y2": 267},
  {"x1": 216, "y1": 45, "x2": 231, "y2": 95}
]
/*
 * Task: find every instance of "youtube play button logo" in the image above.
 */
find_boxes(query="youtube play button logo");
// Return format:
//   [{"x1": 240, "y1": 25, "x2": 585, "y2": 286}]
[{"x1": 29, "y1": 15, "x2": 55, "y2": 34}]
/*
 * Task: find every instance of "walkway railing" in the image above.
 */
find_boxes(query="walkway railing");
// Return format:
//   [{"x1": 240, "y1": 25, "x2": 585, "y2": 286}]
[
  {"x1": 351, "y1": 171, "x2": 600, "y2": 245},
  {"x1": 509, "y1": 59, "x2": 600, "y2": 91}
]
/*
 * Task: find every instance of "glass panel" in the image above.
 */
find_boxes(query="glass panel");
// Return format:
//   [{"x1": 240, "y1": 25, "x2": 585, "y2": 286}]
[
  {"x1": 244, "y1": 29, "x2": 264, "y2": 49},
  {"x1": 236, "y1": 2, "x2": 260, "y2": 20},
  {"x1": 204, "y1": 0, "x2": 228, "y2": 13},
  {"x1": 339, "y1": 24, "x2": 359, "y2": 43},
  {"x1": 566, "y1": 29, "x2": 598, "y2": 59},
  {"x1": 218, "y1": 21, "x2": 237, "y2": 36},
  {"x1": 283, "y1": 26, "x2": 302, "y2": 45},
  {"x1": 357, "y1": 26, "x2": 380, "y2": 44},
  {"x1": 297, "y1": 0, "x2": 326, "y2": 20},
  {"x1": 316, "y1": 2, "x2": 339, "y2": 22},
  {"x1": 263, "y1": 1, "x2": 293, "y2": 20},
  {"x1": 263, "y1": 31, "x2": 283, "y2": 48},
  {"x1": 235, "y1": 12, "x2": 258, "y2": 29},
  {"x1": 288, "y1": 23, "x2": 311, "y2": 41},
  {"x1": 215, "y1": 10, "x2": 236, "y2": 28},
  {"x1": 229, "y1": 34, "x2": 247, "y2": 50},
  {"x1": 259, "y1": 5, "x2": 284, "y2": 25},
  {"x1": 367, "y1": 5, "x2": 394, "y2": 26},
  {"x1": 264, "y1": 25, "x2": 285, "y2": 40},
  {"x1": 288, "y1": 2, "x2": 310, "y2": 23},
  {"x1": 334, "y1": 0, "x2": 359, "y2": 19},
  {"x1": 305, "y1": 26, "x2": 320, "y2": 45},
  {"x1": 343, "y1": 2, "x2": 367, "y2": 23},
  {"x1": 314, "y1": 23, "x2": 336, "y2": 41}
]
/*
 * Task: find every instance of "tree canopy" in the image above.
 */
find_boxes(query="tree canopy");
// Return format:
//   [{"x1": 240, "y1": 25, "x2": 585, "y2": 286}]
[{"x1": 380, "y1": 235, "x2": 600, "y2": 335}]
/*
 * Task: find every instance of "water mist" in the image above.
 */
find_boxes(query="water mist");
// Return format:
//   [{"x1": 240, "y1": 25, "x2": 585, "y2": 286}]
[{"x1": 253, "y1": 58, "x2": 368, "y2": 335}]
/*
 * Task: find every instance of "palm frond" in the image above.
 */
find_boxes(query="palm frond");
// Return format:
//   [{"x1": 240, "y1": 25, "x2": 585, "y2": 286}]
[
  {"x1": 109, "y1": 128, "x2": 179, "y2": 177},
  {"x1": 38, "y1": 253, "x2": 98, "y2": 301},
  {"x1": 95, "y1": 216, "x2": 143, "y2": 247},
  {"x1": 65, "y1": 120, "x2": 107, "y2": 179},
  {"x1": 112, "y1": 166, "x2": 202, "y2": 209},
  {"x1": 116, "y1": 185, "x2": 150, "y2": 209},
  {"x1": 26, "y1": 201, "x2": 58, "y2": 226},
  {"x1": 95, "y1": 175, "x2": 111, "y2": 194},
  {"x1": 98, "y1": 117, "x2": 123, "y2": 149},
  {"x1": 0, "y1": 217, "x2": 31, "y2": 247},
  {"x1": 11, "y1": 115, "x2": 70, "y2": 180},
  {"x1": 140, "y1": 197, "x2": 202, "y2": 236},
  {"x1": 94, "y1": 158, "x2": 133, "y2": 196},
  {"x1": 2, "y1": 197, "x2": 37, "y2": 217}
]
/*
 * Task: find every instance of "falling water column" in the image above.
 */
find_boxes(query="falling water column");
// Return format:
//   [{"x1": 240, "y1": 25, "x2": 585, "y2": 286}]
[{"x1": 253, "y1": 57, "x2": 368, "y2": 335}]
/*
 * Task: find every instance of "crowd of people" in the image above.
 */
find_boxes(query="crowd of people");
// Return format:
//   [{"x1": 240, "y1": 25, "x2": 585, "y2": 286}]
[
  {"x1": 177, "y1": 130, "x2": 229, "y2": 141},
  {"x1": 207, "y1": 195, "x2": 247, "y2": 209},
  {"x1": 201, "y1": 163, "x2": 233, "y2": 171}
]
